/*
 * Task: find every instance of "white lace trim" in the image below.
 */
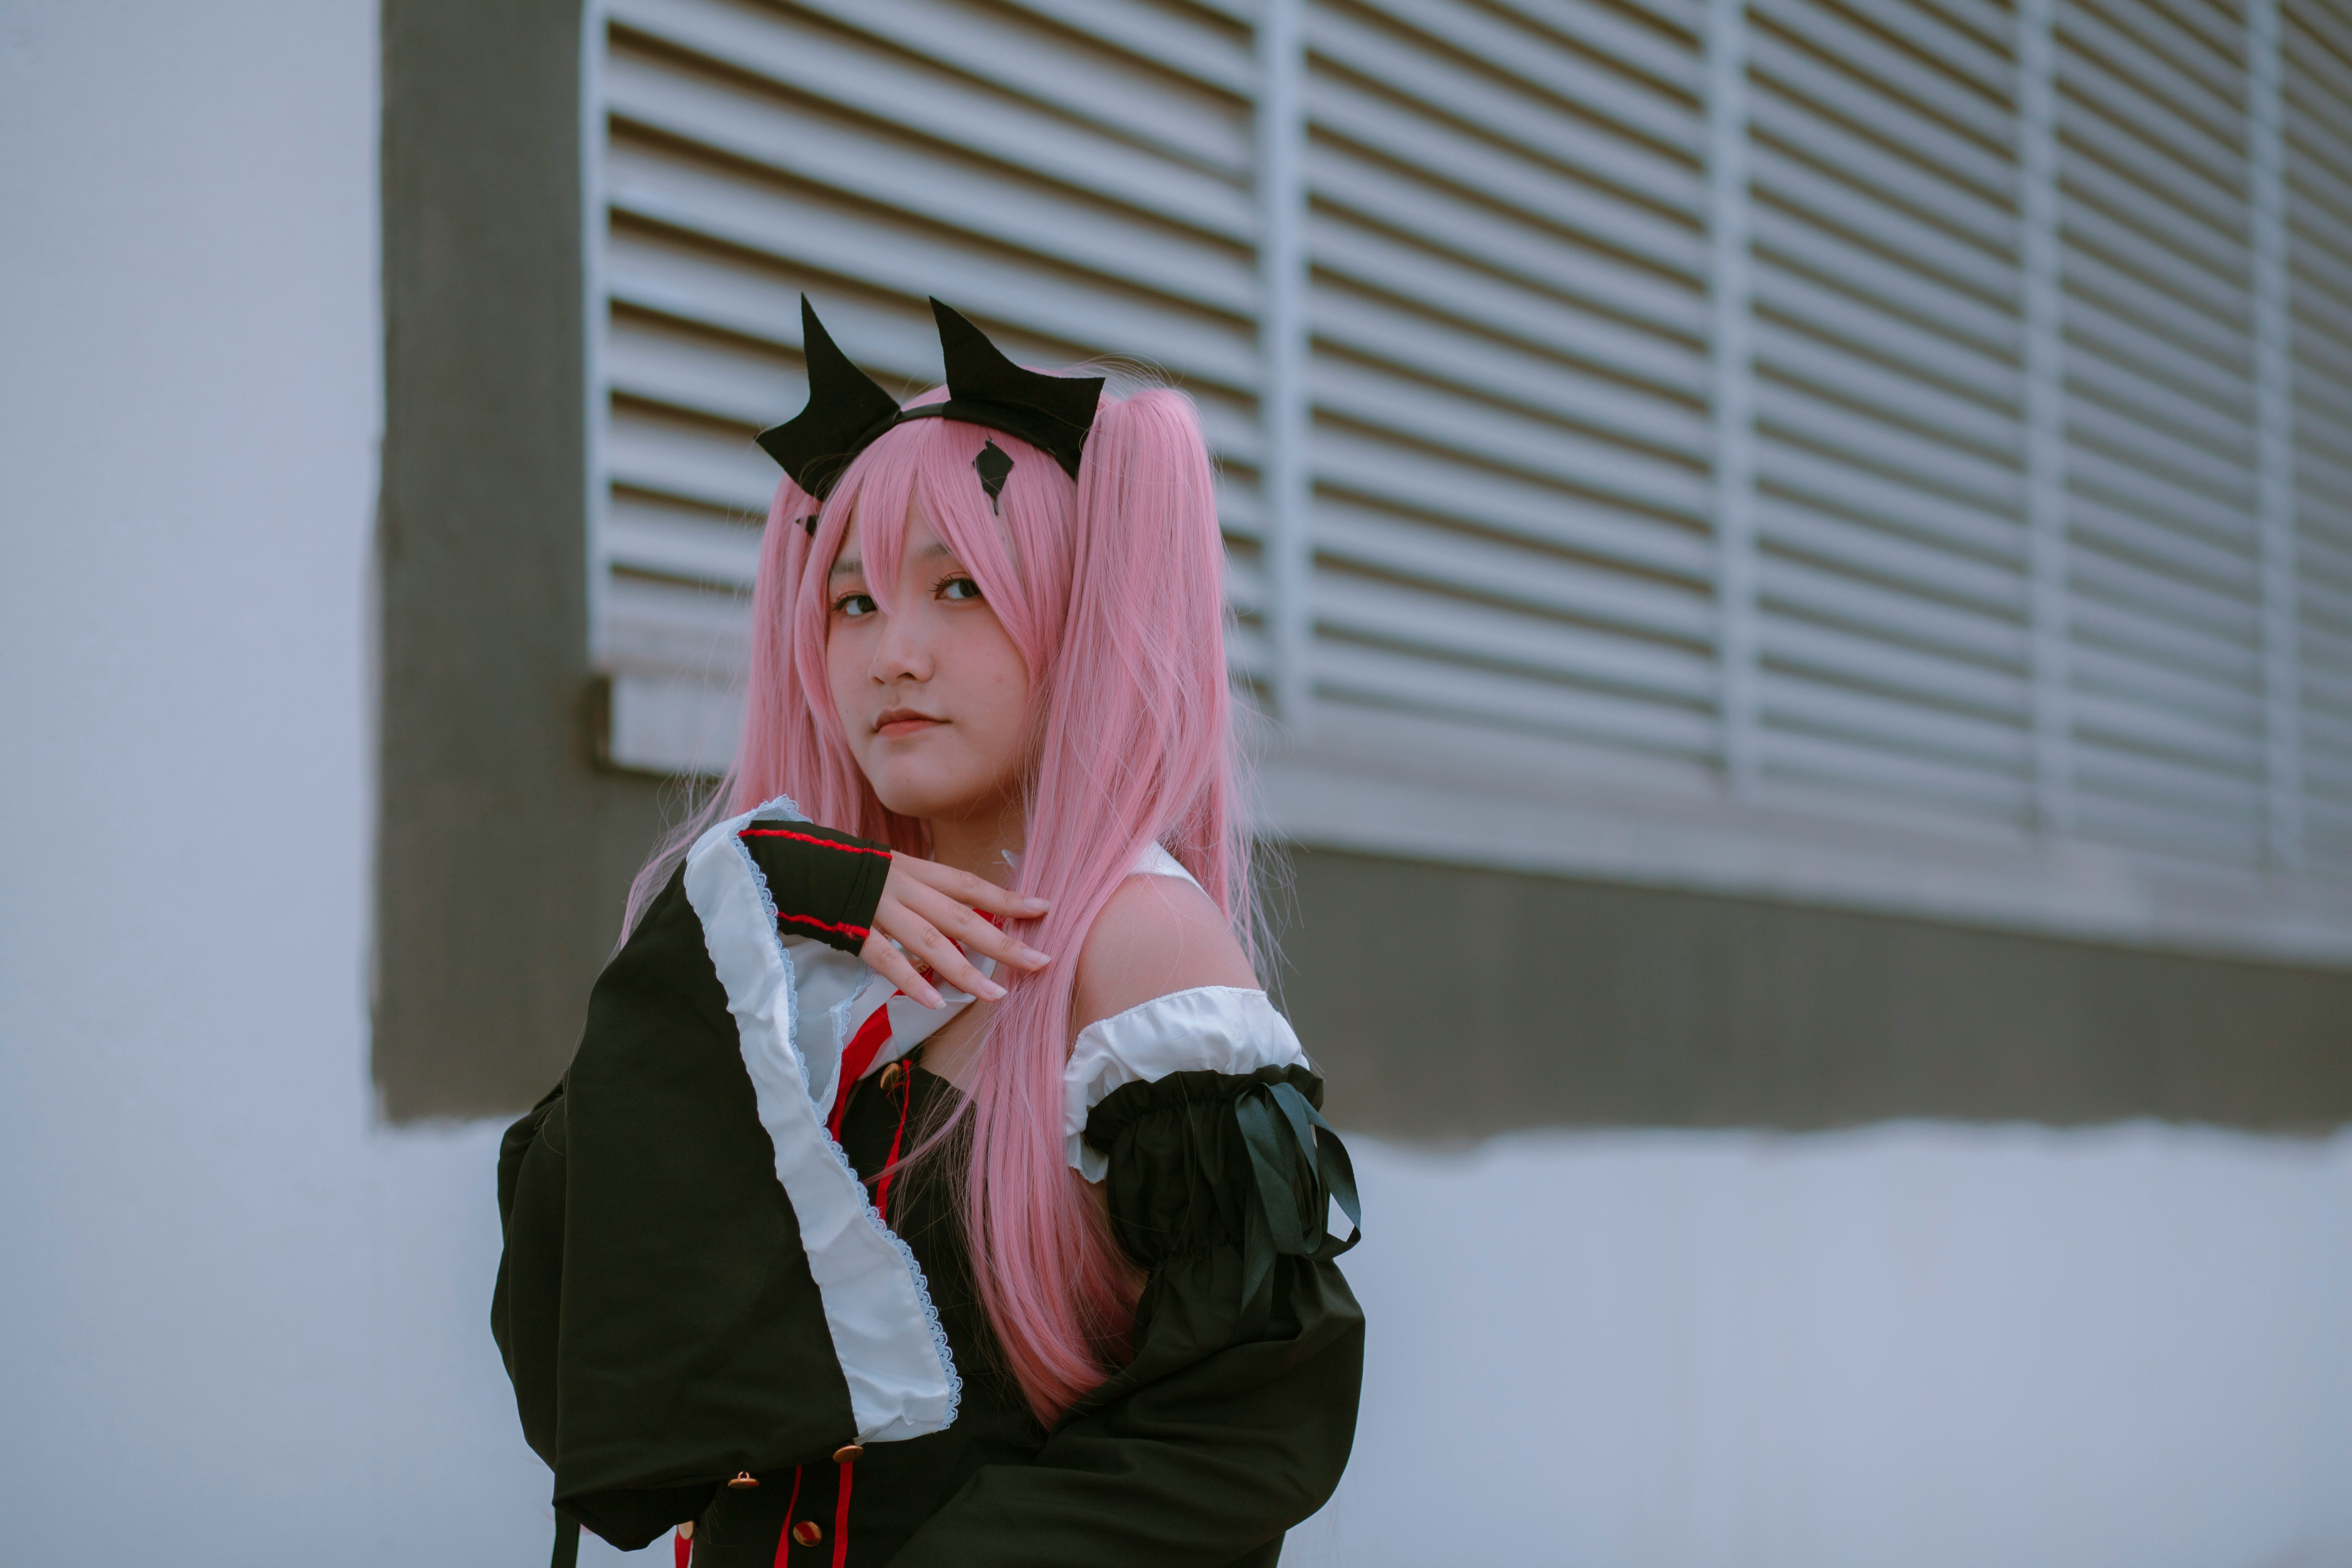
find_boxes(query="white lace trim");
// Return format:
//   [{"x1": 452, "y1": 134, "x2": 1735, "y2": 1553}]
[{"x1": 685, "y1": 795, "x2": 960, "y2": 1441}]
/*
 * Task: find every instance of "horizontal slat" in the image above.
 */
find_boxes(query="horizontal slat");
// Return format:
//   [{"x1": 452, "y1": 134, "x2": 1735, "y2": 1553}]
[
  {"x1": 1751, "y1": 0, "x2": 2014, "y2": 127},
  {"x1": 2101, "y1": 0, "x2": 2246, "y2": 103},
  {"x1": 1306, "y1": 3, "x2": 1707, "y2": 211},
  {"x1": 2067, "y1": 585, "x2": 2261, "y2": 687},
  {"x1": 783, "y1": 0, "x2": 1251, "y2": 171},
  {"x1": 608, "y1": 406, "x2": 776, "y2": 514},
  {"x1": 603, "y1": 74, "x2": 1256, "y2": 315},
  {"x1": 2065, "y1": 511, "x2": 2259, "y2": 641},
  {"x1": 1758, "y1": 495, "x2": 2028, "y2": 615},
  {"x1": 1304, "y1": 71, "x2": 1709, "y2": 276},
  {"x1": 991, "y1": 0, "x2": 1256, "y2": 95},
  {"x1": 1310, "y1": 282, "x2": 1712, "y2": 456},
  {"x1": 2061, "y1": 249, "x2": 2256, "y2": 387},
  {"x1": 1311, "y1": 497, "x2": 1717, "y2": 644},
  {"x1": 1746, "y1": 28, "x2": 2015, "y2": 201},
  {"x1": 1749, "y1": 79, "x2": 2017, "y2": 250},
  {"x1": 610, "y1": 0, "x2": 1253, "y2": 240},
  {"x1": 2059, "y1": 178, "x2": 2252, "y2": 332},
  {"x1": 1750, "y1": 0, "x2": 2022, "y2": 150},
  {"x1": 2054, "y1": 128, "x2": 2251, "y2": 285},
  {"x1": 601, "y1": 219, "x2": 1262, "y2": 406},
  {"x1": 2062, "y1": 330, "x2": 2257, "y2": 462},
  {"x1": 1311, "y1": 355, "x2": 1715, "y2": 520},
  {"x1": 2064, "y1": 442, "x2": 2256, "y2": 553},
  {"x1": 1759, "y1": 611, "x2": 2032, "y2": 718},
  {"x1": 1310, "y1": 208, "x2": 1711, "y2": 398},
  {"x1": 1751, "y1": 203, "x2": 2021, "y2": 355},
  {"x1": 1308, "y1": 427, "x2": 1717, "y2": 582},
  {"x1": 1759, "y1": 320, "x2": 2013, "y2": 456},
  {"x1": 1314, "y1": 571, "x2": 1716, "y2": 702},
  {"x1": 1758, "y1": 377, "x2": 2025, "y2": 509},
  {"x1": 1759, "y1": 553, "x2": 2031, "y2": 667},
  {"x1": 2071, "y1": 636, "x2": 2260, "y2": 725},
  {"x1": 1761, "y1": 725, "x2": 2031, "y2": 816},
  {"x1": 604, "y1": 571, "x2": 752, "y2": 676},
  {"x1": 1752, "y1": 258, "x2": 2022, "y2": 407},
  {"x1": 1473, "y1": 0, "x2": 1709, "y2": 95},
  {"x1": 1306, "y1": 139, "x2": 1710, "y2": 335},
  {"x1": 1351, "y1": 0, "x2": 1706, "y2": 155},
  {"x1": 2070, "y1": 789, "x2": 2262, "y2": 863},
  {"x1": 2058, "y1": 0, "x2": 2246, "y2": 162},
  {"x1": 606, "y1": 494, "x2": 763, "y2": 588},
  {"x1": 1755, "y1": 437, "x2": 2026, "y2": 565},
  {"x1": 1312, "y1": 637, "x2": 1719, "y2": 757},
  {"x1": 2071, "y1": 687, "x2": 2262, "y2": 771},
  {"x1": 1760, "y1": 667, "x2": 2032, "y2": 770},
  {"x1": 1752, "y1": 144, "x2": 2019, "y2": 301}
]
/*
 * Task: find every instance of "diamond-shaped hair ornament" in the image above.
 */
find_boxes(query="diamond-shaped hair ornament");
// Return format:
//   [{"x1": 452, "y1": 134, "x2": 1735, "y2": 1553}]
[
  {"x1": 973, "y1": 439, "x2": 1014, "y2": 514},
  {"x1": 755, "y1": 298, "x2": 904, "y2": 500}
]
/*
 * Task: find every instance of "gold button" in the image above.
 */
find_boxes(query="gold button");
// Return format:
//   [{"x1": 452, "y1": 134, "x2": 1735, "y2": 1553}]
[
  {"x1": 726, "y1": 1471, "x2": 758, "y2": 1490},
  {"x1": 832, "y1": 1443, "x2": 864, "y2": 1463},
  {"x1": 792, "y1": 1520, "x2": 824, "y2": 1547},
  {"x1": 878, "y1": 1062, "x2": 903, "y2": 1092}
]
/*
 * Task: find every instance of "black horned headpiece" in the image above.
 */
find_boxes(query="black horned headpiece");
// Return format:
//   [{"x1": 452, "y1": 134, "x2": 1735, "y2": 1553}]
[{"x1": 756, "y1": 297, "x2": 1105, "y2": 516}]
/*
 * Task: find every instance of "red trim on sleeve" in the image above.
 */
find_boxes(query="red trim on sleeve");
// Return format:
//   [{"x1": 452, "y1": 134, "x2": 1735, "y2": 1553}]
[
  {"x1": 739, "y1": 828, "x2": 892, "y2": 859},
  {"x1": 775, "y1": 910, "x2": 872, "y2": 943}
]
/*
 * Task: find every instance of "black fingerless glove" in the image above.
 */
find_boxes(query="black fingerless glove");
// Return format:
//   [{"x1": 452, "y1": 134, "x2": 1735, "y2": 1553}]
[{"x1": 733, "y1": 820, "x2": 893, "y2": 955}]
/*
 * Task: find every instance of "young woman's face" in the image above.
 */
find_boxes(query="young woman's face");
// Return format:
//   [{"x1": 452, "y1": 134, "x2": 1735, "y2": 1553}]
[{"x1": 825, "y1": 506, "x2": 1035, "y2": 825}]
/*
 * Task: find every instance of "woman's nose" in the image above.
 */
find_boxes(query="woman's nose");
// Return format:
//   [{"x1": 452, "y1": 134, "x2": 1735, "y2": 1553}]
[{"x1": 870, "y1": 605, "x2": 934, "y2": 683}]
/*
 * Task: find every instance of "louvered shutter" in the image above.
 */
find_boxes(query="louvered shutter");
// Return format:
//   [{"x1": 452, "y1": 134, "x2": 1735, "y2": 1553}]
[
  {"x1": 1293, "y1": 0, "x2": 1721, "y2": 771},
  {"x1": 584, "y1": 0, "x2": 2352, "y2": 958}
]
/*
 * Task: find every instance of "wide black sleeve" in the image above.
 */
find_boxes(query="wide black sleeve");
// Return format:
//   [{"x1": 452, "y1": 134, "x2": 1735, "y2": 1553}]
[
  {"x1": 488, "y1": 821, "x2": 896, "y2": 1551},
  {"x1": 890, "y1": 1064, "x2": 1365, "y2": 1568}
]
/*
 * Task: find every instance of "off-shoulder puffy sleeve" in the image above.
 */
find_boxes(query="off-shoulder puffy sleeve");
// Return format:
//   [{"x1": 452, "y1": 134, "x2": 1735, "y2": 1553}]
[{"x1": 890, "y1": 991, "x2": 1365, "y2": 1568}]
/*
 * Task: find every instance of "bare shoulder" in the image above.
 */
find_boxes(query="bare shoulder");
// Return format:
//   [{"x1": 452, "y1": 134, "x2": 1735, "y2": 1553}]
[{"x1": 1070, "y1": 873, "x2": 1260, "y2": 1037}]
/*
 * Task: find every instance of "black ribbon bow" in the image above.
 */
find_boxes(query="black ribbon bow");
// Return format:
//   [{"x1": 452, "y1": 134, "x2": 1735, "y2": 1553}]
[{"x1": 1233, "y1": 1079, "x2": 1362, "y2": 1333}]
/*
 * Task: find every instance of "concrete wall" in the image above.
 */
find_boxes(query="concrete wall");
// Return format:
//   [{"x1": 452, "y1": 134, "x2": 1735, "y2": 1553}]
[{"x1": 3, "y1": 5, "x2": 2349, "y2": 1565}]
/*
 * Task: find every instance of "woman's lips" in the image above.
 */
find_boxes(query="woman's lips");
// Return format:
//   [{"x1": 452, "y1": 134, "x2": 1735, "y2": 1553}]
[{"x1": 875, "y1": 712, "x2": 944, "y2": 738}]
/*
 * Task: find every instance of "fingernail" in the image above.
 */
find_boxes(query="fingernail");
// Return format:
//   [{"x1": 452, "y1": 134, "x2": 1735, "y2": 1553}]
[
  {"x1": 1022, "y1": 948, "x2": 1052, "y2": 966},
  {"x1": 980, "y1": 980, "x2": 1006, "y2": 1000},
  {"x1": 1022, "y1": 897, "x2": 1050, "y2": 910}
]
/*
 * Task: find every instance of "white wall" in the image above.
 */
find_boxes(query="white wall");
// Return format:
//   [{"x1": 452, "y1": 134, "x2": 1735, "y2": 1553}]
[{"x1": 3, "y1": 7, "x2": 2348, "y2": 1565}]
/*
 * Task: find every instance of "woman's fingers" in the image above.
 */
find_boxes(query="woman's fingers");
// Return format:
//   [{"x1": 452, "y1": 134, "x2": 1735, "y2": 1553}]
[
  {"x1": 899, "y1": 879, "x2": 1052, "y2": 973},
  {"x1": 857, "y1": 926, "x2": 944, "y2": 1010},
  {"x1": 893, "y1": 855, "x2": 1050, "y2": 922},
  {"x1": 874, "y1": 897, "x2": 1004, "y2": 1005}
]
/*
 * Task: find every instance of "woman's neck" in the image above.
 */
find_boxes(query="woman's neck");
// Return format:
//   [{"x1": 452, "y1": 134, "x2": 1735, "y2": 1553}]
[{"x1": 922, "y1": 798, "x2": 1026, "y2": 888}]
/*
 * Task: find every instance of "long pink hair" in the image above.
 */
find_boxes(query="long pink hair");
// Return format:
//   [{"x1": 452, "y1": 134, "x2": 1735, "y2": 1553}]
[{"x1": 628, "y1": 379, "x2": 1255, "y2": 1423}]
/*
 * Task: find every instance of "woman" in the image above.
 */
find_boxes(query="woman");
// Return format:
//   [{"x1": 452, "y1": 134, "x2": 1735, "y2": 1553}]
[{"x1": 494, "y1": 299, "x2": 1362, "y2": 1568}]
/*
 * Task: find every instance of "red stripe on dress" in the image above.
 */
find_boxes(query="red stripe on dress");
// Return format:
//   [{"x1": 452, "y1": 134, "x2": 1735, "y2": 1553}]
[
  {"x1": 826, "y1": 1001, "x2": 897, "y2": 1145},
  {"x1": 739, "y1": 828, "x2": 892, "y2": 859},
  {"x1": 773, "y1": 1465, "x2": 804, "y2": 1567},
  {"x1": 776, "y1": 910, "x2": 872, "y2": 942},
  {"x1": 830, "y1": 1460, "x2": 855, "y2": 1568}
]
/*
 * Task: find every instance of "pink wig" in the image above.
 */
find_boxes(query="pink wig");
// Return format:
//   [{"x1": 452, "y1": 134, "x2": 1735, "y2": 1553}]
[{"x1": 631, "y1": 379, "x2": 1254, "y2": 1423}]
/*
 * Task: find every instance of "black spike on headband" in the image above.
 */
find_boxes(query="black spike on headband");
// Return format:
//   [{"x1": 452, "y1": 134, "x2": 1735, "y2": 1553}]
[{"x1": 755, "y1": 297, "x2": 1105, "y2": 502}]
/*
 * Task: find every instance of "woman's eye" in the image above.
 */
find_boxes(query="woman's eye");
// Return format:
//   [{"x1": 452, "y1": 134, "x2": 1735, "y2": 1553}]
[
  {"x1": 939, "y1": 576, "x2": 983, "y2": 602},
  {"x1": 834, "y1": 592, "x2": 877, "y2": 619}
]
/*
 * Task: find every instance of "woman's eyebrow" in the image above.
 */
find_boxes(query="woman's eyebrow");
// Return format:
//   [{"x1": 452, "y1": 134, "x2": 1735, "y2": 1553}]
[{"x1": 828, "y1": 554, "x2": 862, "y2": 580}]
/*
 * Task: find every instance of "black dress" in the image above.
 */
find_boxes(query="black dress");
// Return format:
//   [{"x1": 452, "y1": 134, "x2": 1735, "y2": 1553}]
[{"x1": 494, "y1": 801, "x2": 1364, "y2": 1567}]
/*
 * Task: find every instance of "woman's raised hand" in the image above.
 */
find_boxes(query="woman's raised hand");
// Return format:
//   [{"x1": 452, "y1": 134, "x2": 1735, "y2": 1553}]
[{"x1": 859, "y1": 854, "x2": 1052, "y2": 1009}]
